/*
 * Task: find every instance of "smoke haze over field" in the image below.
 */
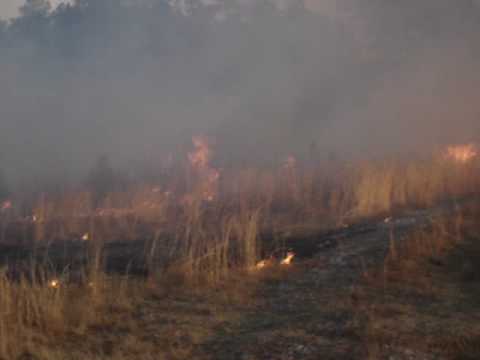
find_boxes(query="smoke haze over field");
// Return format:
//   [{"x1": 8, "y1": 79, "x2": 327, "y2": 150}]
[{"x1": 0, "y1": 0, "x2": 480, "y2": 185}]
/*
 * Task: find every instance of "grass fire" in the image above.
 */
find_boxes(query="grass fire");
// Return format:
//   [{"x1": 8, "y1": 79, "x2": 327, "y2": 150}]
[{"x1": 1, "y1": 1, "x2": 480, "y2": 359}]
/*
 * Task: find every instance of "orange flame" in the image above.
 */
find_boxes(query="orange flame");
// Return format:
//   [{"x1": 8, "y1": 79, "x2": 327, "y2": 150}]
[
  {"x1": 255, "y1": 260, "x2": 268, "y2": 269},
  {"x1": 48, "y1": 279, "x2": 60, "y2": 289},
  {"x1": 280, "y1": 252, "x2": 295, "y2": 265},
  {"x1": 444, "y1": 144, "x2": 477, "y2": 164},
  {"x1": 188, "y1": 135, "x2": 212, "y2": 169},
  {"x1": 187, "y1": 136, "x2": 219, "y2": 202}
]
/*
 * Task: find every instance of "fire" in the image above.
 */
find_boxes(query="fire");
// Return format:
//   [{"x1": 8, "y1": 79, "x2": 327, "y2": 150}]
[
  {"x1": 187, "y1": 136, "x2": 220, "y2": 202},
  {"x1": 444, "y1": 143, "x2": 477, "y2": 164},
  {"x1": 189, "y1": 135, "x2": 212, "y2": 169},
  {"x1": 254, "y1": 253, "x2": 296, "y2": 269},
  {"x1": 255, "y1": 260, "x2": 268, "y2": 269},
  {"x1": 48, "y1": 279, "x2": 60, "y2": 289},
  {"x1": 280, "y1": 252, "x2": 295, "y2": 265},
  {"x1": 82, "y1": 233, "x2": 90, "y2": 241}
]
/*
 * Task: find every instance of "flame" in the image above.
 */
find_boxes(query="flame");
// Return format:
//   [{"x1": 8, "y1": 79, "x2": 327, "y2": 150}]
[
  {"x1": 48, "y1": 279, "x2": 60, "y2": 289},
  {"x1": 82, "y1": 233, "x2": 90, "y2": 241},
  {"x1": 444, "y1": 144, "x2": 477, "y2": 164},
  {"x1": 188, "y1": 135, "x2": 212, "y2": 169},
  {"x1": 187, "y1": 136, "x2": 219, "y2": 202},
  {"x1": 256, "y1": 260, "x2": 268, "y2": 269},
  {"x1": 280, "y1": 252, "x2": 295, "y2": 265}
]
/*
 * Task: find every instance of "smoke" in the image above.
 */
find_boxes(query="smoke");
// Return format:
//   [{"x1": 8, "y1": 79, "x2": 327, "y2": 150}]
[{"x1": 0, "y1": 0, "x2": 479, "y2": 186}]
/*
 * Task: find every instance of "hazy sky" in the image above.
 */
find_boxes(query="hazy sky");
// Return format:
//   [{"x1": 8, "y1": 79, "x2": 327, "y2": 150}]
[
  {"x1": 0, "y1": 0, "x2": 68, "y2": 19},
  {"x1": 1, "y1": 0, "x2": 479, "y2": 184},
  {"x1": 0, "y1": 0, "x2": 22, "y2": 19}
]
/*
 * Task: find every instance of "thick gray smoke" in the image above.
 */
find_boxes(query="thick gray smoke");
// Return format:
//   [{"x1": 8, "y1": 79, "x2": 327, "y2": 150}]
[{"x1": 0, "y1": 0, "x2": 479, "y2": 186}]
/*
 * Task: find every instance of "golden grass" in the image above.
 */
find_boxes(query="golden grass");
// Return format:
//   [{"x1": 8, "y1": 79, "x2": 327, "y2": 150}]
[
  {"x1": 0, "y1": 153, "x2": 478, "y2": 358},
  {"x1": 1, "y1": 155, "x2": 479, "y2": 282},
  {"x1": 0, "y1": 265, "x2": 139, "y2": 359}
]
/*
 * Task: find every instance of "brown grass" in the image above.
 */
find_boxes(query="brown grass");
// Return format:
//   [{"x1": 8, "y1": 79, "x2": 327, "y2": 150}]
[
  {"x1": 0, "y1": 265, "x2": 139, "y2": 359},
  {"x1": 357, "y1": 201, "x2": 480, "y2": 359},
  {"x1": 0, "y1": 152, "x2": 479, "y2": 358}
]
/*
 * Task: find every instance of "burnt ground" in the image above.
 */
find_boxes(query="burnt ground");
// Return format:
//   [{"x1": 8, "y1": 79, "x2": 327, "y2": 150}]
[
  {"x1": 1, "y1": 203, "x2": 479, "y2": 359},
  {"x1": 197, "y1": 208, "x2": 454, "y2": 360}
]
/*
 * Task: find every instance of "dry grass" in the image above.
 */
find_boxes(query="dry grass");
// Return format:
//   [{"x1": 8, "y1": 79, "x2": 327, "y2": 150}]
[
  {"x1": 357, "y1": 201, "x2": 480, "y2": 359},
  {"x1": 0, "y1": 151, "x2": 479, "y2": 358},
  {"x1": 0, "y1": 258, "x2": 269, "y2": 359},
  {"x1": 0, "y1": 265, "x2": 139, "y2": 359},
  {"x1": 4, "y1": 154, "x2": 479, "y2": 245}
]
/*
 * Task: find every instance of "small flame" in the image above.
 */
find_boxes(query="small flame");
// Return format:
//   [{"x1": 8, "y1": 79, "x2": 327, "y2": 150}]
[
  {"x1": 82, "y1": 233, "x2": 90, "y2": 241},
  {"x1": 256, "y1": 260, "x2": 268, "y2": 269},
  {"x1": 280, "y1": 252, "x2": 295, "y2": 265},
  {"x1": 48, "y1": 279, "x2": 60, "y2": 289},
  {"x1": 188, "y1": 135, "x2": 212, "y2": 169},
  {"x1": 444, "y1": 144, "x2": 477, "y2": 164},
  {"x1": 187, "y1": 136, "x2": 219, "y2": 202}
]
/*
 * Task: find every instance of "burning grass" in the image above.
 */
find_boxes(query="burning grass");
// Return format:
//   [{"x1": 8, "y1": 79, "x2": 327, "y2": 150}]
[
  {"x1": 0, "y1": 141, "x2": 479, "y2": 358},
  {"x1": 1, "y1": 141, "x2": 479, "y2": 284}
]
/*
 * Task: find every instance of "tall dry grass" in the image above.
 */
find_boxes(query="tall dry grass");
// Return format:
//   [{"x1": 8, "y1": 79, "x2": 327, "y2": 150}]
[
  {"x1": 0, "y1": 153, "x2": 478, "y2": 285},
  {"x1": 0, "y1": 151, "x2": 479, "y2": 357},
  {"x1": 0, "y1": 262, "x2": 137, "y2": 359}
]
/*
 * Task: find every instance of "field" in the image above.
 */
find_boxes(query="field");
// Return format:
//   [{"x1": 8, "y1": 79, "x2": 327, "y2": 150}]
[{"x1": 0, "y1": 141, "x2": 479, "y2": 359}]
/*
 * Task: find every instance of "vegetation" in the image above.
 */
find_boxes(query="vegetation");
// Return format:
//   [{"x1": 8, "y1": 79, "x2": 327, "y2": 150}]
[
  {"x1": 0, "y1": 149, "x2": 479, "y2": 358},
  {"x1": 0, "y1": 1, "x2": 479, "y2": 358},
  {"x1": 356, "y1": 200, "x2": 480, "y2": 359}
]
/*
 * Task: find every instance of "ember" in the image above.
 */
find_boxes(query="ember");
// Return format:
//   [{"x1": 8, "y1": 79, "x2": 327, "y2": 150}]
[
  {"x1": 256, "y1": 260, "x2": 268, "y2": 269},
  {"x1": 280, "y1": 252, "x2": 295, "y2": 265},
  {"x1": 48, "y1": 279, "x2": 60, "y2": 289}
]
